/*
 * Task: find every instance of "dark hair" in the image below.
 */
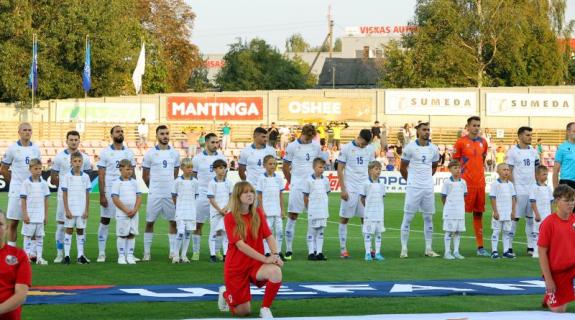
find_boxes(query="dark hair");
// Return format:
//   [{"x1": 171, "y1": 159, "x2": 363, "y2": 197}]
[
  {"x1": 205, "y1": 132, "x2": 218, "y2": 141},
  {"x1": 110, "y1": 125, "x2": 122, "y2": 135},
  {"x1": 359, "y1": 129, "x2": 372, "y2": 144},
  {"x1": 212, "y1": 159, "x2": 227, "y2": 169},
  {"x1": 467, "y1": 116, "x2": 481, "y2": 125},
  {"x1": 66, "y1": 130, "x2": 80, "y2": 139},
  {"x1": 553, "y1": 184, "x2": 575, "y2": 201},
  {"x1": 253, "y1": 127, "x2": 267, "y2": 135},
  {"x1": 535, "y1": 165, "x2": 548, "y2": 174},
  {"x1": 156, "y1": 125, "x2": 169, "y2": 134},
  {"x1": 301, "y1": 124, "x2": 316, "y2": 137},
  {"x1": 70, "y1": 151, "x2": 83, "y2": 161},
  {"x1": 415, "y1": 122, "x2": 430, "y2": 129},
  {"x1": 313, "y1": 157, "x2": 326, "y2": 166},
  {"x1": 517, "y1": 126, "x2": 532, "y2": 136},
  {"x1": 566, "y1": 122, "x2": 575, "y2": 131},
  {"x1": 447, "y1": 159, "x2": 461, "y2": 169},
  {"x1": 118, "y1": 159, "x2": 132, "y2": 168}
]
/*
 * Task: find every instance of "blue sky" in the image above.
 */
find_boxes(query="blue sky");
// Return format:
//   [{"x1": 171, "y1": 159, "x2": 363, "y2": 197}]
[{"x1": 187, "y1": 0, "x2": 575, "y2": 54}]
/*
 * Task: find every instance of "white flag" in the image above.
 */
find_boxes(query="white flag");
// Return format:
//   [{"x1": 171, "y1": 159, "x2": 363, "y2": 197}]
[{"x1": 132, "y1": 42, "x2": 145, "y2": 94}]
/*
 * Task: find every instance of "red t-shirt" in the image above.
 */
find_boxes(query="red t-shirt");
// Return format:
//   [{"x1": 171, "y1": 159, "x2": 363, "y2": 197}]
[
  {"x1": 224, "y1": 208, "x2": 272, "y2": 274},
  {"x1": 0, "y1": 245, "x2": 32, "y2": 320},
  {"x1": 453, "y1": 136, "x2": 487, "y2": 188},
  {"x1": 538, "y1": 213, "x2": 575, "y2": 273}
]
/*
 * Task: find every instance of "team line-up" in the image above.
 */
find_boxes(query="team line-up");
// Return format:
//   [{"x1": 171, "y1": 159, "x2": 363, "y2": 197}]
[{"x1": 0, "y1": 119, "x2": 559, "y2": 265}]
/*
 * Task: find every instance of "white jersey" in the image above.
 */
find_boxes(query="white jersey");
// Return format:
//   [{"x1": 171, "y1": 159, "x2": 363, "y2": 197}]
[
  {"x1": 97, "y1": 145, "x2": 136, "y2": 190},
  {"x1": 489, "y1": 179, "x2": 516, "y2": 220},
  {"x1": 256, "y1": 173, "x2": 284, "y2": 217},
  {"x1": 172, "y1": 176, "x2": 199, "y2": 221},
  {"x1": 52, "y1": 149, "x2": 92, "y2": 195},
  {"x1": 192, "y1": 150, "x2": 227, "y2": 194},
  {"x1": 529, "y1": 183, "x2": 553, "y2": 220},
  {"x1": 111, "y1": 178, "x2": 141, "y2": 218},
  {"x1": 361, "y1": 178, "x2": 386, "y2": 221},
  {"x1": 283, "y1": 139, "x2": 325, "y2": 189},
  {"x1": 337, "y1": 141, "x2": 375, "y2": 192},
  {"x1": 441, "y1": 177, "x2": 467, "y2": 220},
  {"x1": 60, "y1": 171, "x2": 91, "y2": 216},
  {"x1": 142, "y1": 145, "x2": 180, "y2": 198},
  {"x1": 401, "y1": 140, "x2": 440, "y2": 188},
  {"x1": 207, "y1": 178, "x2": 233, "y2": 217},
  {"x1": 302, "y1": 175, "x2": 330, "y2": 219},
  {"x1": 506, "y1": 145, "x2": 539, "y2": 195},
  {"x1": 19, "y1": 177, "x2": 50, "y2": 223},
  {"x1": 238, "y1": 144, "x2": 276, "y2": 185},
  {"x1": 1, "y1": 141, "x2": 41, "y2": 194}
]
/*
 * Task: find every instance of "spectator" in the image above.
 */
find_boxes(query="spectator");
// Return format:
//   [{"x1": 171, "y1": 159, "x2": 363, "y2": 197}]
[
  {"x1": 400, "y1": 123, "x2": 412, "y2": 147},
  {"x1": 329, "y1": 121, "x2": 348, "y2": 149},
  {"x1": 75, "y1": 119, "x2": 85, "y2": 135},
  {"x1": 485, "y1": 146, "x2": 496, "y2": 172},
  {"x1": 371, "y1": 135, "x2": 381, "y2": 156},
  {"x1": 221, "y1": 122, "x2": 231, "y2": 150},
  {"x1": 553, "y1": 122, "x2": 575, "y2": 190},
  {"x1": 198, "y1": 130, "x2": 206, "y2": 151},
  {"x1": 268, "y1": 122, "x2": 279, "y2": 148},
  {"x1": 279, "y1": 126, "x2": 291, "y2": 151},
  {"x1": 536, "y1": 138, "x2": 543, "y2": 158},
  {"x1": 182, "y1": 127, "x2": 200, "y2": 157},
  {"x1": 482, "y1": 128, "x2": 492, "y2": 147},
  {"x1": 229, "y1": 156, "x2": 239, "y2": 171},
  {"x1": 317, "y1": 122, "x2": 327, "y2": 142},
  {"x1": 137, "y1": 118, "x2": 148, "y2": 149},
  {"x1": 495, "y1": 146, "x2": 506, "y2": 165},
  {"x1": 371, "y1": 121, "x2": 381, "y2": 139}
]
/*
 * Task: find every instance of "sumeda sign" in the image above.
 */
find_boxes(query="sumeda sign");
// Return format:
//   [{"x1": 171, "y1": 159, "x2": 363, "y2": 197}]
[
  {"x1": 167, "y1": 96, "x2": 263, "y2": 120},
  {"x1": 486, "y1": 93, "x2": 575, "y2": 117},
  {"x1": 385, "y1": 91, "x2": 477, "y2": 116},
  {"x1": 278, "y1": 97, "x2": 373, "y2": 121}
]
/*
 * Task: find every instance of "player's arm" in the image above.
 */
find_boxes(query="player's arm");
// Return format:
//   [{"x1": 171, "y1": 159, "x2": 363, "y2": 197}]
[
  {"x1": 50, "y1": 170, "x2": 59, "y2": 187},
  {"x1": 511, "y1": 195, "x2": 517, "y2": 220},
  {"x1": 264, "y1": 234, "x2": 283, "y2": 266},
  {"x1": 279, "y1": 189, "x2": 285, "y2": 218},
  {"x1": 142, "y1": 167, "x2": 150, "y2": 188},
  {"x1": 281, "y1": 162, "x2": 291, "y2": 185},
  {"x1": 360, "y1": 195, "x2": 366, "y2": 207},
  {"x1": 552, "y1": 162, "x2": 561, "y2": 189},
  {"x1": 173, "y1": 166, "x2": 179, "y2": 180},
  {"x1": 208, "y1": 196, "x2": 225, "y2": 216},
  {"x1": 63, "y1": 190, "x2": 73, "y2": 219},
  {"x1": 431, "y1": 161, "x2": 439, "y2": 175},
  {"x1": 98, "y1": 166, "x2": 107, "y2": 207},
  {"x1": 44, "y1": 195, "x2": 49, "y2": 225},
  {"x1": 0, "y1": 163, "x2": 11, "y2": 185},
  {"x1": 0, "y1": 284, "x2": 28, "y2": 315},
  {"x1": 236, "y1": 239, "x2": 282, "y2": 266},
  {"x1": 84, "y1": 189, "x2": 90, "y2": 219},
  {"x1": 538, "y1": 246, "x2": 555, "y2": 293},
  {"x1": 303, "y1": 192, "x2": 309, "y2": 209},
  {"x1": 337, "y1": 162, "x2": 348, "y2": 198},
  {"x1": 257, "y1": 191, "x2": 263, "y2": 210},
  {"x1": 238, "y1": 164, "x2": 247, "y2": 181},
  {"x1": 490, "y1": 197, "x2": 499, "y2": 220},
  {"x1": 399, "y1": 160, "x2": 409, "y2": 180},
  {"x1": 133, "y1": 194, "x2": 142, "y2": 216},
  {"x1": 112, "y1": 196, "x2": 131, "y2": 216},
  {"x1": 530, "y1": 200, "x2": 541, "y2": 222}
]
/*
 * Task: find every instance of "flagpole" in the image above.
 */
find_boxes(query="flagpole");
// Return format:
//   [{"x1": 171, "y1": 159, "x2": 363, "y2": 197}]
[
  {"x1": 139, "y1": 38, "x2": 143, "y2": 120},
  {"x1": 31, "y1": 33, "x2": 35, "y2": 110},
  {"x1": 84, "y1": 35, "x2": 88, "y2": 125}
]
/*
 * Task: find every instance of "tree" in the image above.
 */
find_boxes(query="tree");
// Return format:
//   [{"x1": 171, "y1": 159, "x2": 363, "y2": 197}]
[
  {"x1": 549, "y1": 0, "x2": 575, "y2": 83},
  {"x1": 380, "y1": 0, "x2": 565, "y2": 88},
  {"x1": 285, "y1": 33, "x2": 311, "y2": 52},
  {"x1": 188, "y1": 56, "x2": 212, "y2": 92},
  {"x1": 216, "y1": 38, "x2": 313, "y2": 91},
  {"x1": 333, "y1": 38, "x2": 342, "y2": 52}
]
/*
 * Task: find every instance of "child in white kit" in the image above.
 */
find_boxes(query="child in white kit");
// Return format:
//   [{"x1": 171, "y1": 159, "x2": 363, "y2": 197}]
[
  {"x1": 489, "y1": 163, "x2": 517, "y2": 259},
  {"x1": 529, "y1": 165, "x2": 553, "y2": 259},
  {"x1": 61, "y1": 152, "x2": 91, "y2": 264},
  {"x1": 303, "y1": 158, "x2": 330, "y2": 261},
  {"x1": 207, "y1": 159, "x2": 233, "y2": 263},
  {"x1": 360, "y1": 161, "x2": 386, "y2": 262},
  {"x1": 257, "y1": 155, "x2": 285, "y2": 258},
  {"x1": 111, "y1": 159, "x2": 142, "y2": 265},
  {"x1": 20, "y1": 158, "x2": 50, "y2": 265},
  {"x1": 171, "y1": 158, "x2": 199, "y2": 263},
  {"x1": 441, "y1": 160, "x2": 467, "y2": 260}
]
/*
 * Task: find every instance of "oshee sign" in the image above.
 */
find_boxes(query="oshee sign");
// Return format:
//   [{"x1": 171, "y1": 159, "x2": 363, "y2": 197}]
[
  {"x1": 486, "y1": 93, "x2": 575, "y2": 117},
  {"x1": 278, "y1": 97, "x2": 373, "y2": 121},
  {"x1": 385, "y1": 91, "x2": 477, "y2": 116},
  {"x1": 167, "y1": 96, "x2": 263, "y2": 121}
]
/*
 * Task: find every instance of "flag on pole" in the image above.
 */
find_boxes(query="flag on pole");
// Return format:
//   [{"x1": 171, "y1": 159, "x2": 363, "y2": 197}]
[
  {"x1": 132, "y1": 42, "x2": 145, "y2": 94},
  {"x1": 27, "y1": 35, "x2": 38, "y2": 92},
  {"x1": 82, "y1": 37, "x2": 91, "y2": 92}
]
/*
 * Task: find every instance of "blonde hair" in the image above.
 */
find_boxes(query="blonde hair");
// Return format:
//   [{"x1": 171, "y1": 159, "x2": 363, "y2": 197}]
[
  {"x1": 118, "y1": 159, "x2": 132, "y2": 168},
  {"x1": 368, "y1": 160, "x2": 382, "y2": 170},
  {"x1": 29, "y1": 158, "x2": 42, "y2": 168},
  {"x1": 181, "y1": 157, "x2": 193, "y2": 168},
  {"x1": 229, "y1": 181, "x2": 260, "y2": 241}
]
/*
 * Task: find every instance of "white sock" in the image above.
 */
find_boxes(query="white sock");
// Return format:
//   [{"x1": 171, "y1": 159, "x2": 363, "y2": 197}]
[
  {"x1": 285, "y1": 218, "x2": 296, "y2": 252},
  {"x1": 192, "y1": 234, "x2": 201, "y2": 253},
  {"x1": 31, "y1": 239, "x2": 37, "y2": 257},
  {"x1": 168, "y1": 233, "x2": 176, "y2": 256},
  {"x1": 209, "y1": 232, "x2": 217, "y2": 256},
  {"x1": 453, "y1": 232, "x2": 461, "y2": 255},
  {"x1": 364, "y1": 233, "x2": 372, "y2": 254},
  {"x1": 400, "y1": 212, "x2": 415, "y2": 250},
  {"x1": 23, "y1": 237, "x2": 32, "y2": 257},
  {"x1": 423, "y1": 214, "x2": 434, "y2": 251},
  {"x1": 316, "y1": 227, "x2": 325, "y2": 254},
  {"x1": 35, "y1": 236, "x2": 44, "y2": 260},
  {"x1": 127, "y1": 238, "x2": 135, "y2": 257},
  {"x1": 56, "y1": 224, "x2": 65, "y2": 254},
  {"x1": 375, "y1": 233, "x2": 382, "y2": 254},
  {"x1": 215, "y1": 234, "x2": 222, "y2": 254},
  {"x1": 307, "y1": 224, "x2": 315, "y2": 255},
  {"x1": 182, "y1": 232, "x2": 191, "y2": 258},
  {"x1": 276, "y1": 221, "x2": 284, "y2": 253},
  {"x1": 175, "y1": 233, "x2": 183, "y2": 257},
  {"x1": 491, "y1": 229, "x2": 500, "y2": 252},
  {"x1": 7, "y1": 241, "x2": 16, "y2": 247},
  {"x1": 221, "y1": 231, "x2": 228, "y2": 256},
  {"x1": 117, "y1": 237, "x2": 126, "y2": 257},
  {"x1": 338, "y1": 223, "x2": 347, "y2": 253},
  {"x1": 503, "y1": 229, "x2": 511, "y2": 253},
  {"x1": 64, "y1": 233, "x2": 72, "y2": 257},
  {"x1": 509, "y1": 220, "x2": 517, "y2": 251},
  {"x1": 98, "y1": 223, "x2": 109, "y2": 256},
  {"x1": 444, "y1": 233, "x2": 452, "y2": 255},
  {"x1": 77, "y1": 234, "x2": 85, "y2": 257},
  {"x1": 525, "y1": 217, "x2": 534, "y2": 249},
  {"x1": 144, "y1": 232, "x2": 154, "y2": 256}
]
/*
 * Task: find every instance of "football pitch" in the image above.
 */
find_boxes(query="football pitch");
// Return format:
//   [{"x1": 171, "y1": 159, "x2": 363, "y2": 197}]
[{"x1": 1, "y1": 192, "x2": 571, "y2": 319}]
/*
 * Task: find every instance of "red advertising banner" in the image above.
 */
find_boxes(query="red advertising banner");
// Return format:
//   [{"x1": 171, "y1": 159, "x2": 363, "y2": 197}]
[{"x1": 167, "y1": 96, "x2": 264, "y2": 121}]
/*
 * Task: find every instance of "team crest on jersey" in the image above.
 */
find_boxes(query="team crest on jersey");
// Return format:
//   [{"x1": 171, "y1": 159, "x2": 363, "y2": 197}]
[
  {"x1": 5, "y1": 255, "x2": 18, "y2": 265},
  {"x1": 479, "y1": 142, "x2": 483, "y2": 148}
]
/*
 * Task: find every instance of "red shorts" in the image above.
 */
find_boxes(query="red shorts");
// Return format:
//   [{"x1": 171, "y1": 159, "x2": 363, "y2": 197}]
[
  {"x1": 544, "y1": 269, "x2": 575, "y2": 308},
  {"x1": 465, "y1": 186, "x2": 485, "y2": 213},
  {"x1": 224, "y1": 262, "x2": 266, "y2": 307}
]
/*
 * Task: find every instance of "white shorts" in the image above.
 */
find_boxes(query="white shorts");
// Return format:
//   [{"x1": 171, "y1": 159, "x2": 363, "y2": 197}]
[
  {"x1": 266, "y1": 216, "x2": 283, "y2": 234},
  {"x1": 404, "y1": 187, "x2": 435, "y2": 214},
  {"x1": 21, "y1": 223, "x2": 45, "y2": 237},
  {"x1": 362, "y1": 220, "x2": 385, "y2": 234},
  {"x1": 491, "y1": 219, "x2": 512, "y2": 233},
  {"x1": 288, "y1": 188, "x2": 305, "y2": 214},
  {"x1": 515, "y1": 194, "x2": 532, "y2": 218},
  {"x1": 210, "y1": 214, "x2": 225, "y2": 233},
  {"x1": 176, "y1": 219, "x2": 196, "y2": 234},
  {"x1": 56, "y1": 193, "x2": 66, "y2": 222},
  {"x1": 6, "y1": 194, "x2": 23, "y2": 221},
  {"x1": 443, "y1": 219, "x2": 466, "y2": 232},
  {"x1": 116, "y1": 215, "x2": 139, "y2": 237},
  {"x1": 196, "y1": 197, "x2": 211, "y2": 224},
  {"x1": 339, "y1": 192, "x2": 365, "y2": 219},
  {"x1": 146, "y1": 197, "x2": 176, "y2": 222},
  {"x1": 308, "y1": 218, "x2": 327, "y2": 228},
  {"x1": 65, "y1": 216, "x2": 87, "y2": 229},
  {"x1": 100, "y1": 192, "x2": 117, "y2": 219}
]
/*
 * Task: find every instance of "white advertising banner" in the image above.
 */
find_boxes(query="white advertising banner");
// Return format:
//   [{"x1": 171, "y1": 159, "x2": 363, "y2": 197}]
[
  {"x1": 385, "y1": 90, "x2": 477, "y2": 115},
  {"x1": 485, "y1": 93, "x2": 575, "y2": 117},
  {"x1": 56, "y1": 101, "x2": 157, "y2": 123}
]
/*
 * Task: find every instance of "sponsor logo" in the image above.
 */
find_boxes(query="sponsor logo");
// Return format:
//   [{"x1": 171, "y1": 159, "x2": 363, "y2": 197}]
[
  {"x1": 167, "y1": 97, "x2": 263, "y2": 121},
  {"x1": 5, "y1": 255, "x2": 18, "y2": 265}
]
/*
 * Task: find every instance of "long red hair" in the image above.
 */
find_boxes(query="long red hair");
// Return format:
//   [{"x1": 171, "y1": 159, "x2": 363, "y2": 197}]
[{"x1": 229, "y1": 181, "x2": 260, "y2": 240}]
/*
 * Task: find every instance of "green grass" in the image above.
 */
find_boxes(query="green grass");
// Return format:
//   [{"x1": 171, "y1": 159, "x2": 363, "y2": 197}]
[{"x1": 0, "y1": 193, "x2": 569, "y2": 319}]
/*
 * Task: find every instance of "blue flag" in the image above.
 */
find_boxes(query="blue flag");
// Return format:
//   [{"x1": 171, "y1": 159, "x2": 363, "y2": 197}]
[
  {"x1": 27, "y1": 37, "x2": 38, "y2": 92},
  {"x1": 82, "y1": 39, "x2": 91, "y2": 92}
]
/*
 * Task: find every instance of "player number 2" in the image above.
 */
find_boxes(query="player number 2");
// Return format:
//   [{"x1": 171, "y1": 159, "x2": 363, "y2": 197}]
[
  {"x1": 115, "y1": 160, "x2": 120, "y2": 168},
  {"x1": 422, "y1": 155, "x2": 426, "y2": 163}
]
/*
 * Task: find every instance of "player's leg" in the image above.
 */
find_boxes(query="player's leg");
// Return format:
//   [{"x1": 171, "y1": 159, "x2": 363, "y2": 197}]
[
  {"x1": 98, "y1": 191, "x2": 115, "y2": 262},
  {"x1": 444, "y1": 231, "x2": 453, "y2": 259},
  {"x1": 6, "y1": 196, "x2": 21, "y2": 246},
  {"x1": 55, "y1": 196, "x2": 66, "y2": 262},
  {"x1": 173, "y1": 220, "x2": 184, "y2": 263},
  {"x1": 64, "y1": 223, "x2": 74, "y2": 262},
  {"x1": 306, "y1": 220, "x2": 315, "y2": 259},
  {"x1": 181, "y1": 227, "x2": 192, "y2": 262},
  {"x1": 264, "y1": 216, "x2": 274, "y2": 255},
  {"x1": 502, "y1": 221, "x2": 514, "y2": 258},
  {"x1": 316, "y1": 226, "x2": 326, "y2": 260},
  {"x1": 256, "y1": 263, "x2": 283, "y2": 316},
  {"x1": 338, "y1": 192, "x2": 360, "y2": 258},
  {"x1": 192, "y1": 198, "x2": 210, "y2": 260},
  {"x1": 144, "y1": 197, "x2": 159, "y2": 260},
  {"x1": 490, "y1": 220, "x2": 501, "y2": 258},
  {"x1": 453, "y1": 219, "x2": 465, "y2": 259},
  {"x1": 285, "y1": 188, "x2": 303, "y2": 259},
  {"x1": 274, "y1": 217, "x2": 284, "y2": 256},
  {"x1": 163, "y1": 198, "x2": 177, "y2": 259},
  {"x1": 35, "y1": 225, "x2": 45, "y2": 264},
  {"x1": 215, "y1": 229, "x2": 224, "y2": 261},
  {"x1": 76, "y1": 225, "x2": 87, "y2": 263}
]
